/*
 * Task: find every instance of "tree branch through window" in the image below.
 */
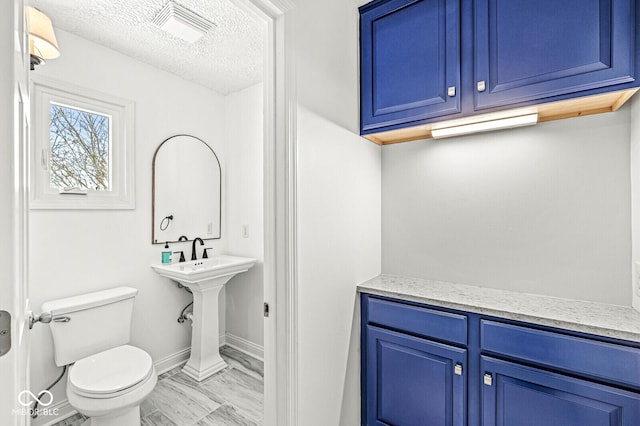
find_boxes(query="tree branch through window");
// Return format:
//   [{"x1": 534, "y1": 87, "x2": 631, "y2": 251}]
[{"x1": 49, "y1": 103, "x2": 111, "y2": 191}]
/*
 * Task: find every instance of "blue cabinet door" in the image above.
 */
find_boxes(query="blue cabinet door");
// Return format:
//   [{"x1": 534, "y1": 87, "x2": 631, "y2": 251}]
[
  {"x1": 481, "y1": 356, "x2": 640, "y2": 426},
  {"x1": 364, "y1": 325, "x2": 466, "y2": 426},
  {"x1": 360, "y1": 0, "x2": 460, "y2": 133},
  {"x1": 474, "y1": 0, "x2": 637, "y2": 110}
]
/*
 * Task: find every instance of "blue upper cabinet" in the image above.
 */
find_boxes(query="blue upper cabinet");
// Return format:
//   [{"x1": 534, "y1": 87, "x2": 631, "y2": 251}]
[
  {"x1": 360, "y1": 0, "x2": 640, "y2": 143},
  {"x1": 360, "y1": 0, "x2": 461, "y2": 133},
  {"x1": 474, "y1": 0, "x2": 637, "y2": 110}
]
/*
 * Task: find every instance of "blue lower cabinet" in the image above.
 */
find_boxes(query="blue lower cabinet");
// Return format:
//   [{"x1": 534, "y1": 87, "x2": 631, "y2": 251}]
[
  {"x1": 481, "y1": 356, "x2": 640, "y2": 426},
  {"x1": 364, "y1": 325, "x2": 467, "y2": 426},
  {"x1": 362, "y1": 294, "x2": 640, "y2": 426}
]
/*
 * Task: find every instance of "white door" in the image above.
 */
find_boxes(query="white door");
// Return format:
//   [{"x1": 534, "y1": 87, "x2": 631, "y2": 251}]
[{"x1": 0, "y1": 0, "x2": 31, "y2": 425}]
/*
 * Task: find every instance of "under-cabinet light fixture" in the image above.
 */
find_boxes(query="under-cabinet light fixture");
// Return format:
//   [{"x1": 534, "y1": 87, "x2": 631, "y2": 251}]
[
  {"x1": 152, "y1": 1, "x2": 216, "y2": 43},
  {"x1": 26, "y1": 7, "x2": 60, "y2": 71},
  {"x1": 431, "y1": 113, "x2": 539, "y2": 139}
]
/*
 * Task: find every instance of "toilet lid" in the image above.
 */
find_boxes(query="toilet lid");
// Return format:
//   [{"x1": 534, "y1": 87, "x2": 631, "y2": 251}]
[{"x1": 69, "y1": 345, "x2": 153, "y2": 395}]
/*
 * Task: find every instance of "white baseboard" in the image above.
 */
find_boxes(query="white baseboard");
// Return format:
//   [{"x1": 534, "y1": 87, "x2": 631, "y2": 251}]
[
  {"x1": 224, "y1": 332, "x2": 264, "y2": 361},
  {"x1": 153, "y1": 347, "x2": 191, "y2": 375},
  {"x1": 31, "y1": 336, "x2": 263, "y2": 426}
]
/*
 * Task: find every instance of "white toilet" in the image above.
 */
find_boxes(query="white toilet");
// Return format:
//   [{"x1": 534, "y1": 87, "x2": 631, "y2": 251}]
[{"x1": 42, "y1": 287, "x2": 157, "y2": 426}]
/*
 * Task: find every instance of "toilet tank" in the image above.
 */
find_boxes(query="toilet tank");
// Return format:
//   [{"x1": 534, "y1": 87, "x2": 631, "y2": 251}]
[{"x1": 41, "y1": 287, "x2": 138, "y2": 366}]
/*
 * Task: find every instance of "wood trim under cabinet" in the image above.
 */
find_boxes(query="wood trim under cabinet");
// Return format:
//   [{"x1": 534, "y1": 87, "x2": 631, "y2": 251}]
[{"x1": 364, "y1": 88, "x2": 639, "y2": 145}]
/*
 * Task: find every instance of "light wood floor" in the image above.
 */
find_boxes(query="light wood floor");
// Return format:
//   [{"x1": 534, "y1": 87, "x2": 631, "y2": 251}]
[{"x1": 52, "y1": 346, "x2": 264, "y2": 426}]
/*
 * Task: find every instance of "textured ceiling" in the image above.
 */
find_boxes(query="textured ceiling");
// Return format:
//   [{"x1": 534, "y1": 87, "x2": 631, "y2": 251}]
[{"x1": 31, "y1": 0, "x2": 264, "y2": 95}]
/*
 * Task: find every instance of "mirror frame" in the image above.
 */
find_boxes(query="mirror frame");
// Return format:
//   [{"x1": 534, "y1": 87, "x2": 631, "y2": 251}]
[{"x1": 151, "y1": 134, "x2": 222, "y2": 244}]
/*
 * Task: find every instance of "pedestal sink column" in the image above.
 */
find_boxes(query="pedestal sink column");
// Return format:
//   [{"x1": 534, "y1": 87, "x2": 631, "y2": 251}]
[
  {"x1": 150, "y1": 256, "x2": 256, "y2": 382},
  {"x1": 182, "y1": 279, "x2": 227, "y2": 381}
]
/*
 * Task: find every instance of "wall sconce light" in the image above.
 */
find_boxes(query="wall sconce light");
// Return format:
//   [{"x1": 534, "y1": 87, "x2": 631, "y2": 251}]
[{"x1": 26, "y1": 7, "x2": 60, "y2": 71}]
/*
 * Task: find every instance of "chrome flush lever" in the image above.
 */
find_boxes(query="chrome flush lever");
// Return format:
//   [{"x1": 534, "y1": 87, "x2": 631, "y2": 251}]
[{"x1": 28, "y1": 311, "x2": 71, "y2": 329}]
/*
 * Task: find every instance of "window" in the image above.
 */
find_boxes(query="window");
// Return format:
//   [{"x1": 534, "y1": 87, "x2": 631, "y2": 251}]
[
  {"x1": 49, "y1": 102, "x2": 111, "y2": 191},
  {"x1": 31, "y1": 77, "x2": 134, "y2": 209}
]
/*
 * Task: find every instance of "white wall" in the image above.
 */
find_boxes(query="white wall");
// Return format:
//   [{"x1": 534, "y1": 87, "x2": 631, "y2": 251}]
[
  {"x1": 294, "y1": 0, "x2": 382, "y2": 424},
  {"x1": 382, "y1": 109, "x2": 632, "y2": 306},
  {"x1": 29, "y1": 29, "x2": 229, "y2": 411},
  {"x1": 224, "y1": 82, "x2": 265, "y2": 353}
]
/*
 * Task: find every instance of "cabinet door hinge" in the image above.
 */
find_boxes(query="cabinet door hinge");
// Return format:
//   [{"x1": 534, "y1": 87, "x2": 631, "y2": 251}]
[{"x1": 263, "y1": 302, "x2": 270, "y2": 317}]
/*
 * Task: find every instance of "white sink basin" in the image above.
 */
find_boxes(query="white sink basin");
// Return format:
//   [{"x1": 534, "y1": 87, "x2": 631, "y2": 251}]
[
  {"x1": 151, "y1": 254, "x2": 256, "y2": 381},
  {"x1": 151, "y1": 255, "x2": 256, "y2": 286}
]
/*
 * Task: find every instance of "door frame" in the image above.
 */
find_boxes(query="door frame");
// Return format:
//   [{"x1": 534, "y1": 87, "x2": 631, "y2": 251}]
[
  {"x1": 228, "y1": 1, "x2": 299, "y2": 425},
  {"x1": 0, "y1": 0, "x2": 30, "y2": 425}
]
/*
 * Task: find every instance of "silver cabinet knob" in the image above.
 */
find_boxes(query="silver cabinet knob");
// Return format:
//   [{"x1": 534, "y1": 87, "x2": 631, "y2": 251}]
[
  {"x1": 454, "y1": 363, "x2": 463, "y2": 376},
  {"x1": 448, "y1": 86, "x2": 456, "y2": 97},
  {"x1": 477, "y1": 81, "x2": 486, "y2": 92},
  {"x1": 484, "y1": 373, "x2": 493, "y2": 386}
]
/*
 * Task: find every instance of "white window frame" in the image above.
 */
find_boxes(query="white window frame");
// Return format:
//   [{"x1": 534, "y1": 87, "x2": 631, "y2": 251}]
[{"x1": 30, "y1": 76, "x2": 135, "y2": 209}]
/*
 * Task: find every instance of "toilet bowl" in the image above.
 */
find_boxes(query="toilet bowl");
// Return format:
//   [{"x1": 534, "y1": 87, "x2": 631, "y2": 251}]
[
  {"x1": 42, "y1": 287, "x2": 157, "y2": 426},
  {"x1": 66, "y1": 345, "x2": 157, "y2": 426}
]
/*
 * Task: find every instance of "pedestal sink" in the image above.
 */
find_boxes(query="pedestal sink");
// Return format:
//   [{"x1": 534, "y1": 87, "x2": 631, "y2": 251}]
[{"x1": 151, "y1": 255, "x2": 256, "y2": 381}]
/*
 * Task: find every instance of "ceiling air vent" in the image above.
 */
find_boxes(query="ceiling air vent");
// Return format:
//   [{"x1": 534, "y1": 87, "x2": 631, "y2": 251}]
[{"x1": 152, "y1": 1, "x2": 216, "y2": 43}]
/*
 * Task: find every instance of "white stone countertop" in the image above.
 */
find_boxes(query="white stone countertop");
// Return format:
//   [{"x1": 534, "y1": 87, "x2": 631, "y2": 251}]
[{"x1": 358, "y1": 274, "x2": 640, "y2": 343}]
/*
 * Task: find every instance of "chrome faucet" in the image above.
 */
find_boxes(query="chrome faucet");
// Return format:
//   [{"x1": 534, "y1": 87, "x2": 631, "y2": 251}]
[{"x1": 191, "y1": 237, "x2": 204, "y2": 261}]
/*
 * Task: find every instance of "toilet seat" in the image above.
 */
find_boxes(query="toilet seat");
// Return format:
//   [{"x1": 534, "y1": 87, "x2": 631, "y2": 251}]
[{"x1": 69, "y1": 345, "x2": 153, "y2": 399}]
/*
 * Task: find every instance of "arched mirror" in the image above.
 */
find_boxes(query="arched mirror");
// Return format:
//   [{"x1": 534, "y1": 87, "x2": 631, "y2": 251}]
[{"x1": 152, "y1": 134, "x2": 221, "y2": 244}]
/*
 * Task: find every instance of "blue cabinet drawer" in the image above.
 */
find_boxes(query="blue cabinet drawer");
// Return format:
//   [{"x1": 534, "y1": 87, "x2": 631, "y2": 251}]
[
  {"x1": 481, "y1": 320, "x2": 640, "y2": 389},
  {"x1": 366, "y1": 296, "x2": 467, "y2": 345}
]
